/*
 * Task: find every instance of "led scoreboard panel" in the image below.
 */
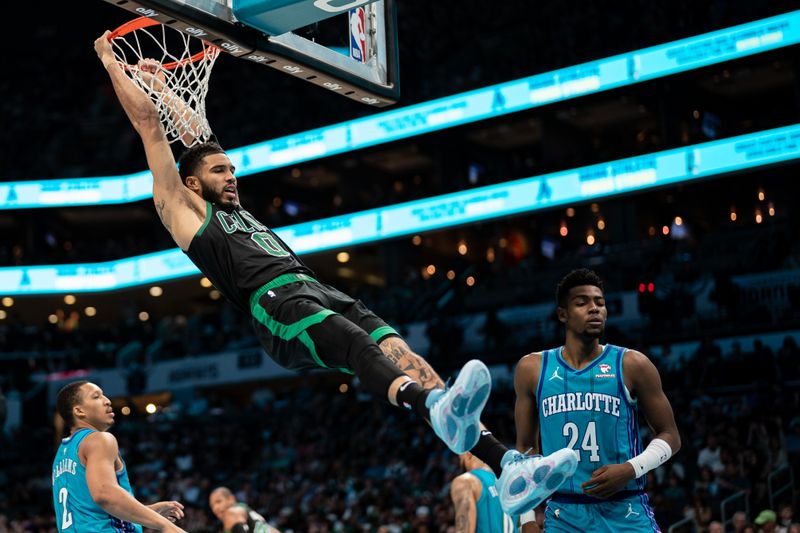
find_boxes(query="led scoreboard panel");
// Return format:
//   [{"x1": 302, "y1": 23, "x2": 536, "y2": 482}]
[
  {"x1": 1, "y1": 10, "x2": 798, "y2": 209},
  {"x1": 2, "y1": 123, "x2": 799, "y2": 294}
]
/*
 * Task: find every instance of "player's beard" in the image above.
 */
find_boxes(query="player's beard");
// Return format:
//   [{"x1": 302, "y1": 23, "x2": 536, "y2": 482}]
[{"x1": 200, "y1": 182, "x2": 235, "y2": 212}]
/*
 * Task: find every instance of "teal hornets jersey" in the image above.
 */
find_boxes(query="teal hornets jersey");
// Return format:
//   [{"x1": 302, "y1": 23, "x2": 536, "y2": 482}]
[
  {"x1": 472, "y1": 469, "x2": 518, "y2": 533},
  {"x1": 537, "y1": 345, "x2": 644, "y2": 496},
  {"x1": 52, "y1": 428, "x2": 143, "y2": 533}
]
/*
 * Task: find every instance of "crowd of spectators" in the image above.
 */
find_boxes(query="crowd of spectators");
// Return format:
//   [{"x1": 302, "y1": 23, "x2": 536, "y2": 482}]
[
  {"x1": 2, "y1": 213, "x2": 799, "y2": 398},
  {"x1": 1, "y1": 334, "x2": 799, "y2": 532}
]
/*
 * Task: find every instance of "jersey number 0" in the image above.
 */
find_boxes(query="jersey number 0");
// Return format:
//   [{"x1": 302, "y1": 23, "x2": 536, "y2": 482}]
[{"x1": 251, "y1": 232, "x2": 290, "y2": 257}]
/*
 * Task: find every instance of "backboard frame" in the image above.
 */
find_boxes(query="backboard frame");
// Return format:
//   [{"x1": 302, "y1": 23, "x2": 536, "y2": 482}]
[{"x1": 99, "y1": 0, "x2": 400, "y2": 106}]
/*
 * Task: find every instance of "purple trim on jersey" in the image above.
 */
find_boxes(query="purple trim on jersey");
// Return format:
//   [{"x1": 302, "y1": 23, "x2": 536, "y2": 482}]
[
  {"x1": 536, "y1": 349, "x2": 549, "y2": 408},
  {"x1": 639, "y1": 492, "x2": 661, "y2": 532},
  {"x1": 615, "y1": 345, "x2": 647, "y2": 492}
]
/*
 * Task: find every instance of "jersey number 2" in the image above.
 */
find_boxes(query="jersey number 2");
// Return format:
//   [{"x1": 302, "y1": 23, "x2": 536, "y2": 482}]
[
  {"x1": 59, "y1": 487, "x2": 73, "y2": 529},
  {"x1": 251, "y1": 232, "x2": 290, "y2": 257},
  {"x1": 562, "y1": 421, "x2": 600, "y2": 462}
]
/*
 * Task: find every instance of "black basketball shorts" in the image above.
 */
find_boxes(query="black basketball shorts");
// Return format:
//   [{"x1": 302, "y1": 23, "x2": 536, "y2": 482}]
[{"x1": 249, "y1": 273, "x2": 400, "y2": 373}]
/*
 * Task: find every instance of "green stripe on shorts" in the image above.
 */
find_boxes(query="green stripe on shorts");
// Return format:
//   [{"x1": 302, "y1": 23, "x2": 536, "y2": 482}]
[
  {"x1": 297, "y1": 331, "x2": 353, "y2": 374},
  {"x1": 370, "y1": 325, "x2": 400, "y2": 343},
  {"x1": 250, "y1": 274, "x2": 353, "y2": 373}
]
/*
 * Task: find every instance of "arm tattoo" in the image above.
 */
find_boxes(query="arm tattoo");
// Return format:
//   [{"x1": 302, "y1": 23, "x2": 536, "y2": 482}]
[
  {"x1": 454, "y1": 494, "x2": 473, "y2": 533},
  {"x1": 380, "y1": 338, "x2": 445, "y2": 390},
  {"x1": 154, "y1": 199, "x2": 172, "y2": 233}
]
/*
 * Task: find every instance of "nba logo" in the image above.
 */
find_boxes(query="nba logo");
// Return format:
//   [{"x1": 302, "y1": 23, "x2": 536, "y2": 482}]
[
  {"x1": 349, "y1": 7, "x2": 366, "y2": 63},
  {"x1": 599, "y1": 364, "x2": 611, "y2": 374}
]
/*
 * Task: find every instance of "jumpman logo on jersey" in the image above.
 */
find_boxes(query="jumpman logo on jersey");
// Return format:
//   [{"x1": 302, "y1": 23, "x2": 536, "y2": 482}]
[
  {"x1": 549, "y1": 366, "x2": 564, "y2": 382},
  {"x1": 625, "y1": 503, "x2": 640, "y2": 519}
]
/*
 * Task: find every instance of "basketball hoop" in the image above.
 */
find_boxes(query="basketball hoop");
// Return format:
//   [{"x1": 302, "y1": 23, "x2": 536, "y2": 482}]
[{"x1": 109, "y1": 17, "x2": 220, "y2": 147}]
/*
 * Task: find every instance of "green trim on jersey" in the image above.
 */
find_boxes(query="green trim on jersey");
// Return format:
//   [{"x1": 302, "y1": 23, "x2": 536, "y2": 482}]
[{"x1": 196, "y1": 201, "x2": 213, "y2": 238}]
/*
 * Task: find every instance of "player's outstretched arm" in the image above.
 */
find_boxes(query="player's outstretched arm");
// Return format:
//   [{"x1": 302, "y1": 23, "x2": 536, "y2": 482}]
[
  {"x1": 148, "y1": 501, "x2": 185, "y2": 523},
  {"x1": 94, "y1": 31, "x2": 205, "y2": 251},
  {"x1": 514, "y1": 353, "x2": 541, "y2": 454},
  {"x1": 450, "y1": 473, "x2": 479, "y2": 533},
  {"x1": 83, "y1": 432, "x2": 188, "y2": 532}
]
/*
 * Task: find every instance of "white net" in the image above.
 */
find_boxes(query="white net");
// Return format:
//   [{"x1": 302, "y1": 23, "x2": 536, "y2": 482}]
[{"x1": 110, "y1": 19, "x2": 220, "y2": 147}]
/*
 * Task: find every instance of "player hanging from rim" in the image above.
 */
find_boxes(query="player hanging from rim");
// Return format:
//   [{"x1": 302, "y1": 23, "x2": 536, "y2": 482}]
[
  {"x1": 93, "y1": 30, "x2": 577, "y2": 511},
  {"x1": 52, "y1": 380, "x2": 186, "y2": 533},
  {"x1": 505, "y1": 269, "x2": 681, "y2": 532},
  {"x1": 208, "y1": 487, "x2": 281, "y2": 533}
]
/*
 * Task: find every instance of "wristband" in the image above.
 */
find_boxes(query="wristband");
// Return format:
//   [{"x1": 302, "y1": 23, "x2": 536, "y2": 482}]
[
  {"x1": 626, "y1": 438, "x2": 672, "y2": 478},
  {"x1": 520, "y1": 509, "x2": 536, "y2": 525}
]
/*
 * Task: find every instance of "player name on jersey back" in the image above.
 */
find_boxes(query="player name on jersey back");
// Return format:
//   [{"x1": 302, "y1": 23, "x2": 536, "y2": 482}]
[{"x1": 52, "y1": 458, "x2": 78, "y2": 483}]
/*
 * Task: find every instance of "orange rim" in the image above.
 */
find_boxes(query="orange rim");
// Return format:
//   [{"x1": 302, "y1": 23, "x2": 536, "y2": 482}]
[{"x1": 109, "y1": 17, "x2": 217, "y2": 70}]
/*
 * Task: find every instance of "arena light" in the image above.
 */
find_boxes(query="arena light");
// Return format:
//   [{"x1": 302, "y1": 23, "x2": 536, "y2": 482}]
[
  {"x1": 3, "y1": 11, "x2": 800, "y2": 209},
  {"x1": 3, "y1": 123, "x2": 800, "y2": 294}
]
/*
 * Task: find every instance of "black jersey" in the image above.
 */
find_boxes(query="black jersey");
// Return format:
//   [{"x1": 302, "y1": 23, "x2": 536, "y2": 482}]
[{"x1": 185, "y1": 201, "x2": 314, "y2": 313}]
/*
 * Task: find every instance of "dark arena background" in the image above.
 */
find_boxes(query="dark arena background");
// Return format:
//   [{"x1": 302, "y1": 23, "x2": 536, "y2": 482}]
[{"x1": 2, "y1": 1, "x2": 800, "y2": 532}]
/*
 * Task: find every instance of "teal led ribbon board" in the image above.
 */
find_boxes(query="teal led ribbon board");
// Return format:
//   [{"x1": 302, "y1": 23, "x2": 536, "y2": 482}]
[{"x1": 2, "y1": 122, "x2": 800, "y2": 294}]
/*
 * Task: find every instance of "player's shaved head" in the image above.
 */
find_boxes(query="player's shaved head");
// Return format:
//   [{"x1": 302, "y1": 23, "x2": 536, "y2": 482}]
[
  {"x1": 209, "y1": 486, "x2": 238, "y2": 520},
  {"x1": 210, "y1": 486, "x2": 234, "y2": 498}
]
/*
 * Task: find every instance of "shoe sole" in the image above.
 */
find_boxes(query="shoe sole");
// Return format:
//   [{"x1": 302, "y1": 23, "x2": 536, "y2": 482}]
[
  {"x1": 500, "y1": 449, "x2": 579, "y2": 516},
  {"x1": 437, "y1": 360, "x2": 491, "y2": 454}
]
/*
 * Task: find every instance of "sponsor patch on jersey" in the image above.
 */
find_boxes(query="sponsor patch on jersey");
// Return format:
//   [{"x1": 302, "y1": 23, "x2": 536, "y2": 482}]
[{"x1": 595, "y1": 363, "x2": 615, "y2": 379}]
